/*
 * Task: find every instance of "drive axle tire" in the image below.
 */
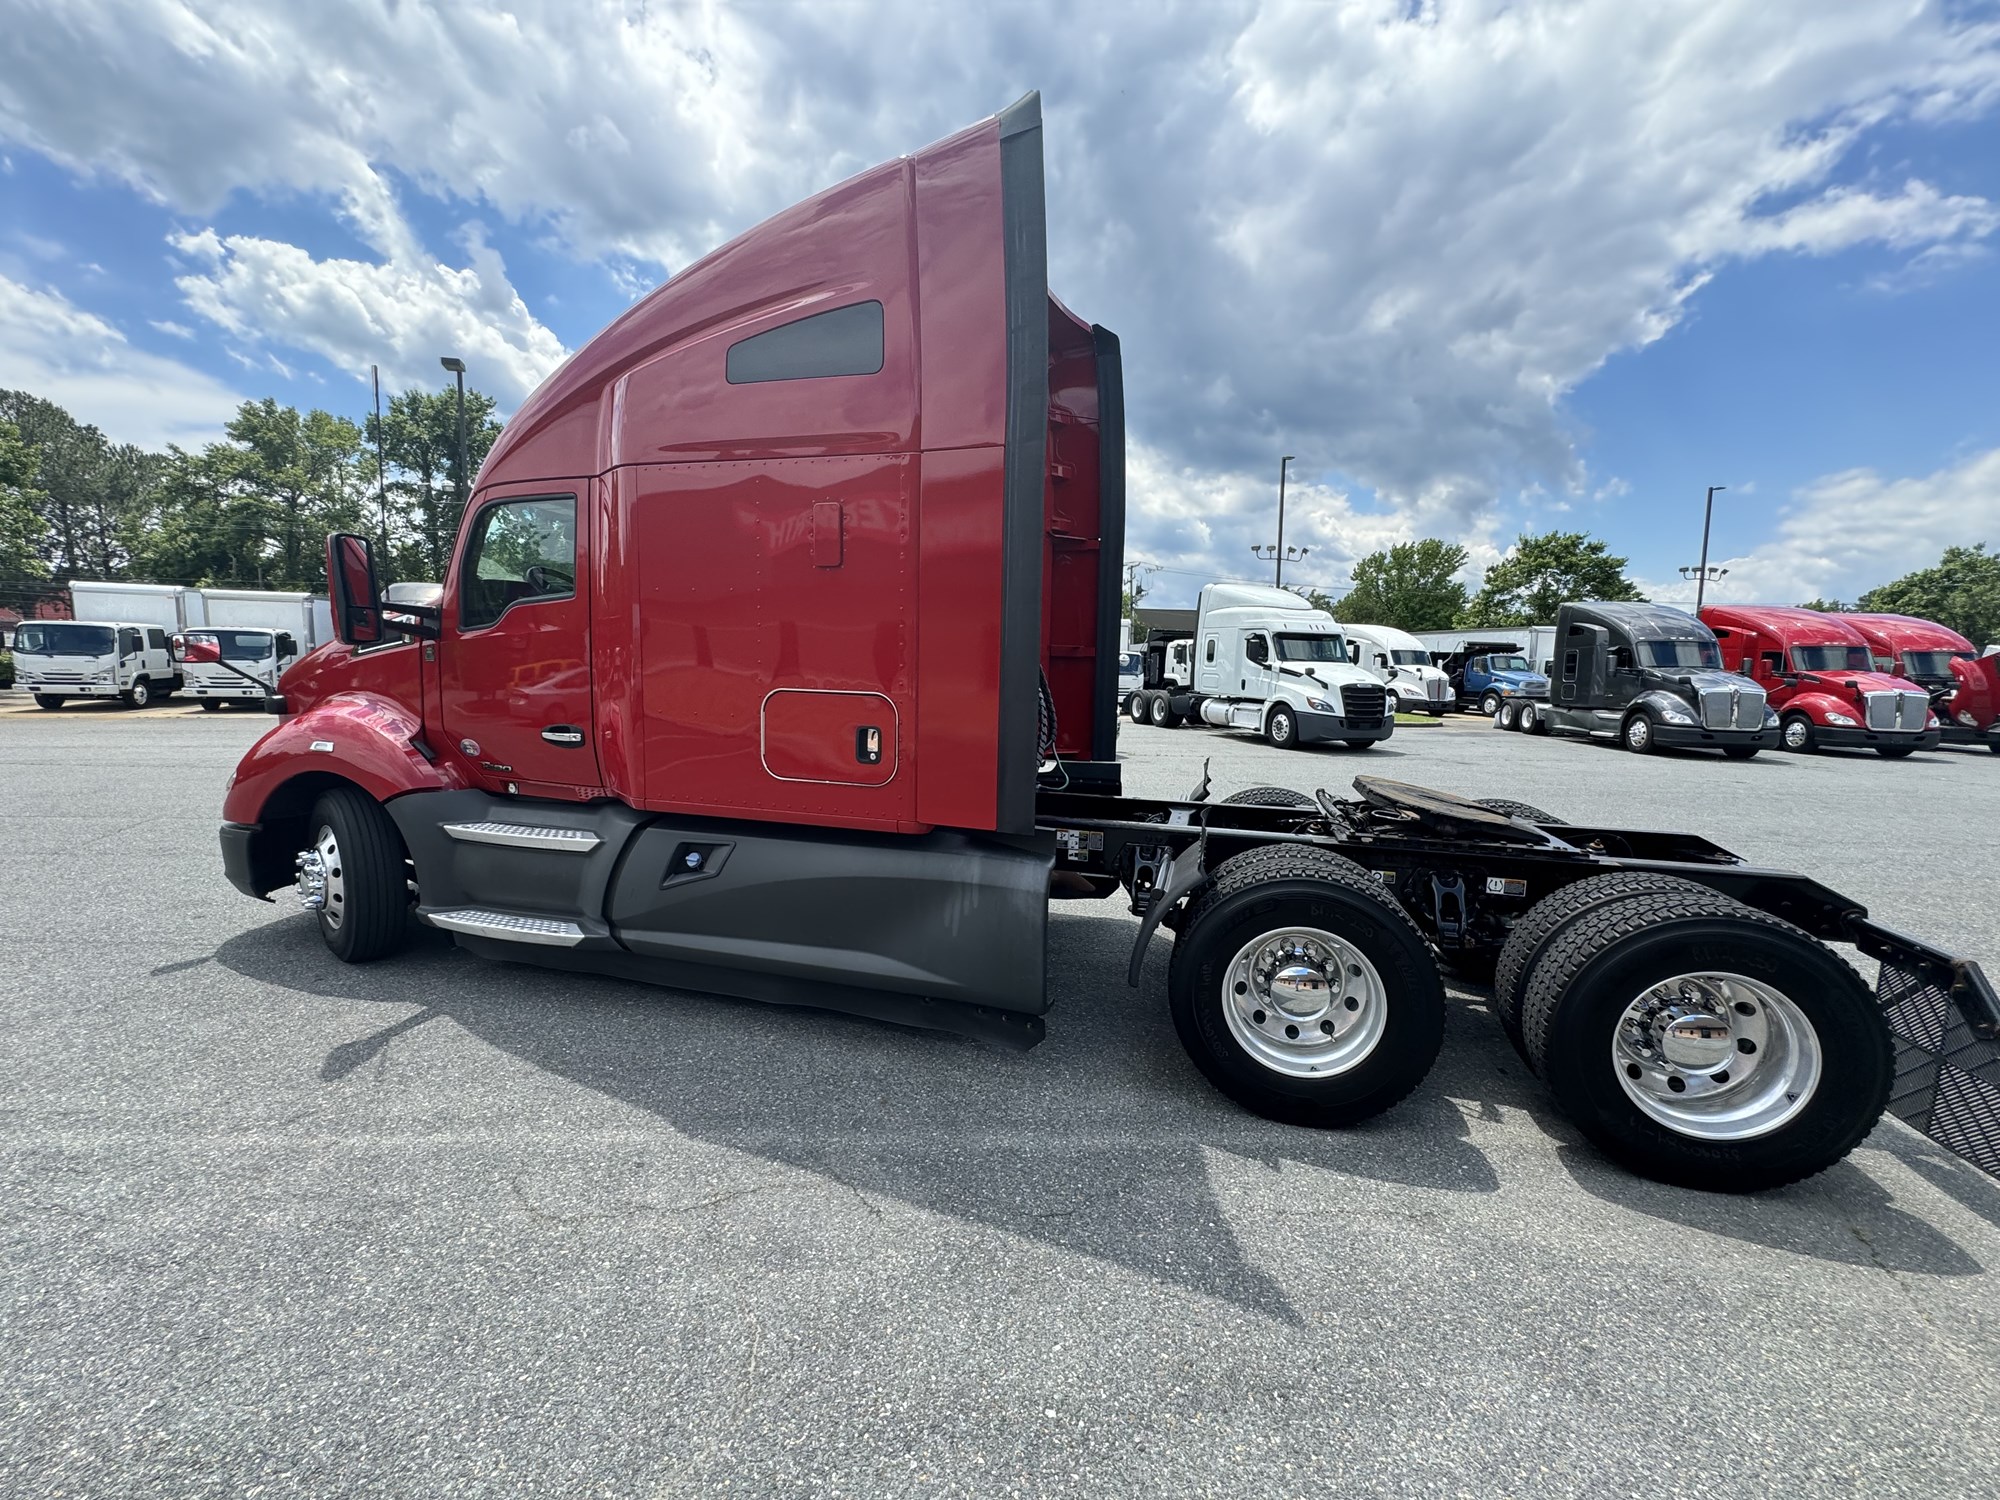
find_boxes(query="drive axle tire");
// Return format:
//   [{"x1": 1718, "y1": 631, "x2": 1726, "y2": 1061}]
[
  {"x1": 1169, "y1": 845, "x2": 1446, "y2": 1128},
  {"x1": 1490, "y1": 872, "x2": 1724, "y2": 1063},
  {"x1": 1220, "y1": 786, "x2": 1317, "y2": 809},
  {"x1": 1266, "y1": 705, "x2": 1299, "y2": 749},
  {"x1": 1481, "y1": 690, "x2": 1504, "y2": 717},
  {"x1": 303, "y1": 787, "x2": 412, "y2": 964},
  {"x1": 1497, "y1": 701, "x2": 1523, "y2": 730},
  {"x1": 1522, "y1": 703, "x2": 1551, "y2": 735},
  {"x1": 32, "y1": 694, "x2": 66, "y2": 710},
  {"x1": 1519, "y1": 893, "x2": 1890, "y2": 1192},
  {"x1": 1129, "y1": 692, "x2": 1149, "y2": 724},
  {"x1": 1780, "y1": 714, "x2": 1815, "y2": 753},
  {"x1": 1621, "y1": 713, "x2": 1657, "y2": 754}
]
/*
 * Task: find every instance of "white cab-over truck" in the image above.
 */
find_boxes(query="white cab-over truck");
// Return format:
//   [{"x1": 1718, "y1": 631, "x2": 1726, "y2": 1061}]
[
  {"x1": 177, "y1": 592, "x2": 332, "y2": 708},
  {"x1": 11, "y1": 620, "x2": 179, "y2": 707},
  {"x1": 1340, "y1": 622, "x2": 1453, "y2": 716},
  {"x1": 1129, "y1": 582, "x2": 1394, "y2": 749}
]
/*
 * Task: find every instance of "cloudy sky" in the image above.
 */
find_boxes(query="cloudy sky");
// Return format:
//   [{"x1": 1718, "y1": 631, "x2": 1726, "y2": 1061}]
[{"x1": 2, "y1": 0, "x2": 1997, "y2": 608}]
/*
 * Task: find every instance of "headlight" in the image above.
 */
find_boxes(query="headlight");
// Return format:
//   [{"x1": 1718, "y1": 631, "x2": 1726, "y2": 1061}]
[
  {"x1": 1500, "y1": 686, "x2": 1520, "y2": 696},
  {"x1": 1306, "y1": 697, "x2": 1334, "y2": 712},
  {"x1": 1763, "y1": 708, "x2": 1779, "y2": 726},
  {"x1": 1826, "y1": 712, "x2": 1858, "y2": 726},
  {"x1": 1657, "y1": 705, "x2": 1695, "y2": 725}
]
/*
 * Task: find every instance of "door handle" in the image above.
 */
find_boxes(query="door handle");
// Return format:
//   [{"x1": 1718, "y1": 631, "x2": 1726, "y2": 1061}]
[{"x1": 541, "y1": 725, "x2": 586, "y2": 746}]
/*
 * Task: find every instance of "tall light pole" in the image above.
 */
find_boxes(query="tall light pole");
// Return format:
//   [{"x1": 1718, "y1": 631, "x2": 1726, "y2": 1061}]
[
  {"x1": 1692, "y1": 484, "x2": 1725, "y2": 612},
  {"x1": 371, "y1": 364, "x2": 389, "y2": 555},
  {"x1": 1274, "y1": 455, "x2": 1296, "y2": 586},
  {"x1": 440, "y1": 356, "x2": 466, "y2": 536}
]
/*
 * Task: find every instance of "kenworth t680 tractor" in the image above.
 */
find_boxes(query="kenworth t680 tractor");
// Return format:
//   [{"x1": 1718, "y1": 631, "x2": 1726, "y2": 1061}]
[{"x1": 217, "y1": 96, "x2": 1997, "y2": 1194}]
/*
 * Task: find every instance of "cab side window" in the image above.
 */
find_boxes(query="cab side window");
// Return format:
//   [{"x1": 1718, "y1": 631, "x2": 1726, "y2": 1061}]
[
  {"x1": 461, "y1": 496, "x2": 577, "y2": 630},
  {"x1": 147, "y1": 629, "x2": 168, "y2": 651},
  {"x1": 120, "y1": 628, "x2": 142, "y2": 657}
]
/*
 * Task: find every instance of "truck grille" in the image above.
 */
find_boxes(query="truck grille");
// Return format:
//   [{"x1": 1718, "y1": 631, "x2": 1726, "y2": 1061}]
[
  {"x1": 1341, "y1": 685, "x2": 1388, "y2": 721},
  {"x1": 1698, "y1": 684, "x2": 1764, "y2": 730},
  {"x1": 33, "y1": 671, "x2": 89, "y2": 685},
  {"x1": 1425, "y1": 679, "x2": 1447, "y2": 702},
  {"x1": 1864, "y1": 690, "x2": 1927, "y2": 732}
]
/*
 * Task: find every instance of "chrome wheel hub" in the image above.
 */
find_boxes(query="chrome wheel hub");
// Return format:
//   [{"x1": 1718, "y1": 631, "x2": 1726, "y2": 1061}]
[
  {"x1": 1627, "y1": 718, "x2": 1650, "y2": 748},
  {"x1": 1783, "y1": 719, "x2": 1809, "y2": 749},
  {"x1": 1611, "y1": 972, "x2": 1821, "y2": 1140},
  {"x1": 1223, "y1": 927, "x2": 1386, "y2": 1078},
  {"x1": 296, "y1": 825, "x2": 346, "y2": 929}
]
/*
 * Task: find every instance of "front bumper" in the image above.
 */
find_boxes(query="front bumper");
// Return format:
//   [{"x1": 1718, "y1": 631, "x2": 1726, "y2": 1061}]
[
  {"x1": 17, "y1": 682, "x2": 118, "y2": 696},
  {"x1": 190, "y1": 682, "x2": 269, "y2": 699},
  {"x1": 1809, "y1": 726, "x2": 1942, "y2": 752},
  {"x1": 1651, "y1": 723, "x2": 1780, "y2": 751},
  {"x1": 1297, "y1": 711, "x2": 1396, "y2": 745},
  {"x1": 1936, "y1": 722, "x2": 2000, "y2": 749}
]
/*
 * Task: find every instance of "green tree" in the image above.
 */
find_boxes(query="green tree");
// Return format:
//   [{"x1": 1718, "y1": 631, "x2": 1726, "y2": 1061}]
[
  {"x1": 0, "y1": 389, "x2": 158, "y2": 580},
  {"x1": 1797, "y1": 597, "x2": 1850, "y2": 612},
  {"x1": 1459, "y1": 531, "x2": 1644, "y2": 626},
  {"x1": 1856, "y1": 544, "x2": 2000, "y2": 647},
  {"x1": 367, "y1": 386, "x2": 501, "y2": 580},
  {"x1": 1331, "y1": 539, "x2": 1469, "y2": 631},
  {"x1": 1, "y1": 417, "x2": 52, "y2": 603}
]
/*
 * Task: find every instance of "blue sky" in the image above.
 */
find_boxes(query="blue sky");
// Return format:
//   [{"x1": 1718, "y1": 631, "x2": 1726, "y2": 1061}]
[{"x1": 3, "y1": 0, "x2": 1998, "y2": 611}]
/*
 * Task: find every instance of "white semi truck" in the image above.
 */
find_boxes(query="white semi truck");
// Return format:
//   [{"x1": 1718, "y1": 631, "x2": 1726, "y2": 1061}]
[
  {"x1": 1128, "y1": 582, "x2": 1394, "y2": 749},
  {"x1": 1340, "y1": 622, "x2": 1453, "y2": 716}
]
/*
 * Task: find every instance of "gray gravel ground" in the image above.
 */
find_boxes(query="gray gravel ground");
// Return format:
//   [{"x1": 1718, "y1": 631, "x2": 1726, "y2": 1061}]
[{"x1": 3, "y1": 701, "x2": 1998, "y2": 1498}]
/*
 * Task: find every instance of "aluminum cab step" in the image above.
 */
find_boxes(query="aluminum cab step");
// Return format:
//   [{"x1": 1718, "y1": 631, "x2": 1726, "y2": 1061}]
[
  {"x1": 442, "y1": 821, "x2": 601, "y2": 852},
  {"x1": 426, "y1": 908, "x2": 586, "y2": 946}
]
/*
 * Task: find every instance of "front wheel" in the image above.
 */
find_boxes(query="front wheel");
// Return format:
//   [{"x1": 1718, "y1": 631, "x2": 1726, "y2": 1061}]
[
  {"x1": 32, "y1": 694, "x2": 66, "y2": 710},
  {"x1": 1265, "y1": 705, "x2": 1298, "y2": 749},
  {"x1": 1621, "y1": 713, "x2": 1656, "y2": 754},
  {"x1": 1520, "y1": 896, "x2": 1890, "y2": 1191},
  {"x1": 121, "y1": 679, "x2": 153, "y2": 709},
  {"x1": 298, "y1": 787, "x2": 413, "y2": 962},
  {"x1": 1169, "y1": 846, "x2": 1446, "y2": 1127},
  {"x1": 1780, "y1": 714, "x2": 1814, "y2": 753},
  {"x1": 1480, "y1": 690, "x2": 1504, "y2": 716}
]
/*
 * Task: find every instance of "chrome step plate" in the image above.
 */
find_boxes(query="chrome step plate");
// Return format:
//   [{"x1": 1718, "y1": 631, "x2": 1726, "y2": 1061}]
[
  {"x1": 426, "y1": 908, "x2": 586, "y2": 946},
  {"x1": 441, "y1": 821, "x2": 601, "y2": 852}
]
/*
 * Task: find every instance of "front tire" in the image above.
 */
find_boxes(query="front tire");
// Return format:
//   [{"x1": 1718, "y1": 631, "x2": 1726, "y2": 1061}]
[
  {"x1": 1169, "y1": 846, "x2": 1446, "y2": 1127},
  {"x1": 1265, "y1": 705, "x2": 1298, "y2": 748},
  {"x1": 1520, "y1": 894, "x2": 1890, "y2": 1191},
  {"x1": 1481, "y1": 690, "x2": 1504, "y2": 716},
  {"x1": 121, "y1": 678, "x2": 152, "y2": 709},
  {"x1": 32, "y1": 694, "x2": 66, "y2": 710},
  {"x1": 1621, "y1": 712, "x2": 1656, "y2": 754},
  {"x1": 1780, "y1": 713, "x2": 1814, "y2": 753},
  {"x1": 301, "y1": 787, "x2": 412, "y2": 963}
]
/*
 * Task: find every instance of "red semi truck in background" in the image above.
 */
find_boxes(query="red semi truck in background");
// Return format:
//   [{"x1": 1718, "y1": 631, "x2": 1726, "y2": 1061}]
[
  {"x1": 1699, "y1": 605, "x2": 1940, "y2": 757},
  {"x1": 214, "y1": 97, "x2": 1999, "y2": 1193},
  {"x1": 1843, "y1": 613, "x2": 2000, "y2": 754}
]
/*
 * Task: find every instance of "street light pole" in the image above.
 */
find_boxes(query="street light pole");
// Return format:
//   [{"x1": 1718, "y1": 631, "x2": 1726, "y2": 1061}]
[
  {"x1": 1694, "y1": 484, "x2": 1725, "y2": 612},
  {"x1": 439, "y1": 356, "x2": 468, "y2": 536},
  {"x1": 1273, "y1": 455, "x2": 1297, "y2": 587}
]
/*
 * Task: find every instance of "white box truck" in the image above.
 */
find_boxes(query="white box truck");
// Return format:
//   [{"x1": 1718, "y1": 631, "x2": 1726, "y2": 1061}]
[
  {"x1": 177, "y1": 590, "x2": 331, "y2": 708},
  {"x1": 1340, "y1": 622, "x2": 1453, "y2": 716},
  {"x1": 11, "y1": 619, "x2": 180, "y2": 708},
  {"x1": 1129, "y1": 582, "x2": 1394, "y2": 748}
]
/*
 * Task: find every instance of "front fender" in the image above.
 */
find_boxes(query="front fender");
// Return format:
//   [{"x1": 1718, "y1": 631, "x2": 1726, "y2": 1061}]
[
  {"x1": 1630, "y1": 689, "x2": 1693, "y2": 723},
  {"x1": 223, "y1": 691, "x2": 463, "y2": 826},
  {"x1": 1779, "y1": 690, "x2": 1859, "y2": 726}
]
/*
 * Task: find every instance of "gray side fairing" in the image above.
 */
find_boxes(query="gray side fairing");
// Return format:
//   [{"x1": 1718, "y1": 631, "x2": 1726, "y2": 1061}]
[{"x1": 388, "y1": 790, "x2": 1055, "y2": 1038}]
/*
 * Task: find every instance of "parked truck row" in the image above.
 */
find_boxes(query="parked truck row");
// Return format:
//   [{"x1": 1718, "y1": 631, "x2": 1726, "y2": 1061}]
[{"x1": 8, "y1": 581, "x2": 331, "y2": 711}]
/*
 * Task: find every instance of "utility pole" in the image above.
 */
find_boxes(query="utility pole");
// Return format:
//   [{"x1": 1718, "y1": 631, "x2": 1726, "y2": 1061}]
[
  {"x1": 1692, "y1": 484, "x2": 1725, "y2": 612},
  {"x1": 371, "y1": 365, "x2": 390, "y2": 555},
  {"x1": 1274, "y1": 454, "x2": 1295, "y2": 587},
  {"x1": 439, "y1": 356, "x2": 468, "y2": 536}
]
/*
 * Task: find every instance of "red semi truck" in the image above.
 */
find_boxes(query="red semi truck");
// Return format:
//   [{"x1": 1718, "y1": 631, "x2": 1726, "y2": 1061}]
[
  {"x1": 1699, "y1": 605, "x2": 1940, "y2": 757},
  {"x1": 216, "y1": 97, "x2": 1998, "y2": 1192},
  {"x1": 1843, "y1": 613, "x2": 2000, "y2": 754}
]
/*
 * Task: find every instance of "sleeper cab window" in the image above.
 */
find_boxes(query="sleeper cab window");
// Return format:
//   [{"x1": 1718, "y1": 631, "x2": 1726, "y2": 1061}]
[
  {"x1": 725, "y1": 301, "x2": 885, "y2": 384},
  {"x1": 461, "y1": 496, "x2": 577, "y2": 630}
]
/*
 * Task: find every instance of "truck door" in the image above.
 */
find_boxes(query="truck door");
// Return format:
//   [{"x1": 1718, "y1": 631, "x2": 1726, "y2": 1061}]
[
  {"x1": 117, "y1": 627, "x2": 144, "y2": 686},
  {"x1": 1242, "y1": 632, "x2": 1272, "y2": 694},
  {"x1": 1197, "y1": 634, "x2": 1221, "y2": 692},
  {"x1": 438, "y1": 486, "x2": 599, "y2": 797}
]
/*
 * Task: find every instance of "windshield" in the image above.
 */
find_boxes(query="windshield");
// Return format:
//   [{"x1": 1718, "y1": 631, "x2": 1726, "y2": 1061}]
[
  {"x1": 1485, "y1": 655, "x2": 1531, "y2": 673},
  {"x1": 14, "y1": 623, "x2": 115, "y2": 656},
  {"x1": 1119, "y1": 652, "x2": 1141, "y2": 673},
  {"x1": 1637, "y1": 639, "x2": 1721, "y2": 670},
  {"x1": 1275, "y1": 634, "x2": 1346, "y2": 663},
  {"x1": 1792, "y1": 644, "x2": 1872, "y2": 673},
  {"x1": 1904, "y1": 650, "x2": 1971, "y2": 678},
  {"x1": 188, "y1": 630, "x2": 274, "y2": 662},
  {"x1": 1390, "y1": 649, "x2": 1429, "y2": 666}
]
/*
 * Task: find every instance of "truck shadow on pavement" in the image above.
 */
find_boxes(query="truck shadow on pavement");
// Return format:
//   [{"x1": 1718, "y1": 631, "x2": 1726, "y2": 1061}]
[{"x1": 215, "y1": 909, "x2": 1981, "y2": 1319}]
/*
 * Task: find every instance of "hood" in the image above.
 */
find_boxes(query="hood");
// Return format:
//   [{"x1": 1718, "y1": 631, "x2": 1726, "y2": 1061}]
[
  {"x1": 1947, "y1": 654, "x2": 2000, "y2": 728},
  {"x1": 1489, "y1": 668, "x2": 1548, "y2": 690},
  {"x1": 1281, "y1": 662, "x2": 1375, "y2": 692},
  {"x1": 1797, "y1": 669, "x2": 1926, "y2": 697},
  {"x1": 1647, "y1": 668, "x2": 1766, "y2": 701}
]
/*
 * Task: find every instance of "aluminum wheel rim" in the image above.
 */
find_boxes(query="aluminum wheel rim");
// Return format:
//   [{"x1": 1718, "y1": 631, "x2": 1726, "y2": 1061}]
[
  {"x1": 1222, "y1": 926, "x2": 1387, "y2": 1078},
  {"x1": 1610, "y1": 971, "x2": 1821, "y2": 1140},
  {"x1": 1783, "y1": 718, "x2": 1809, "y2": 750},
  {"x1": 1271, "y1": 712, "x2": 1292, "y2": 743},
  {"x1": 1626, "y1": 717, "x2": 1650, "y2": 749},
  {"x1": 298, "y1": 823, "x2": 347, "y2": 931}
]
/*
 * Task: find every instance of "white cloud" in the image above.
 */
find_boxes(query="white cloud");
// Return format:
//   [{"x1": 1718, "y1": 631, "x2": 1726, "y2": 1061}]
[
  {"x1": 0, "y1": 272, "x2": 242, "y2": 447},
  {"x1": 1641, "y1": 446, "x2": 2000, "y2": 607},
  {"x1": 4, "y1": 0, "x2": 1999, "y2": 583},
  {"x1": 148, "y1": 318, "x2": 193, "y2": 338},
  {"x1": 168, "y1": 217, "x2": 569, "y2": 405}
]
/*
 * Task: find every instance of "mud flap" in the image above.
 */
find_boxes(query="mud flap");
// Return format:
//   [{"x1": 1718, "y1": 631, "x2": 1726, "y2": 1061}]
[
  {"x1": 1126, "y1": 835, "x2": 1209, "y2": 987},
  {"x1": 1860, "y1": 919, "x2": 2000, "y2": 1178}
]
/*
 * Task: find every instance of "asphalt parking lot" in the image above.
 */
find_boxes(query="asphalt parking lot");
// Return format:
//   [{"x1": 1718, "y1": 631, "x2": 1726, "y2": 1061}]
[{"x1": 3, "y1": 702, "x2": 1997, "y2": 1498}]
